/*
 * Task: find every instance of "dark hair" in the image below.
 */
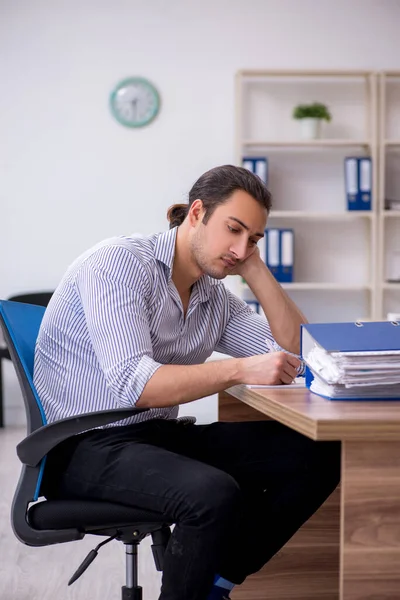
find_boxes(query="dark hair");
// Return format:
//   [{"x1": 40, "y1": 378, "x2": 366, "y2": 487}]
[{"x1": 166, "y1": 164, "x2": 272, "y2": 229}]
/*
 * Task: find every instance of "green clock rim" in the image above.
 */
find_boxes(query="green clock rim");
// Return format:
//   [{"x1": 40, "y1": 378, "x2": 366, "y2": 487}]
[{"x1": 109, "y1": 77, "x2": 160, "y2": 128}]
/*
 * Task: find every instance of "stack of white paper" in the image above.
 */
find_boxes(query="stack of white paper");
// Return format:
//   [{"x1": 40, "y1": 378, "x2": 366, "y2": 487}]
[{"x1": 306, "y1": 345, "x2": 400, "y2": 399}]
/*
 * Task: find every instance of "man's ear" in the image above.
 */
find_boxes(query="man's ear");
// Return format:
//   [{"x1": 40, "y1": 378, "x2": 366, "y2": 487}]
[{"x1": 188, "y1": 199, "x2": 204, "y2": 227}]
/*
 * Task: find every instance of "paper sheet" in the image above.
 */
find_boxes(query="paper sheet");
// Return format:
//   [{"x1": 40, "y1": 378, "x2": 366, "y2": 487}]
[{"x1": 246, "y1": 378, "x2": 305, "y2": 389}]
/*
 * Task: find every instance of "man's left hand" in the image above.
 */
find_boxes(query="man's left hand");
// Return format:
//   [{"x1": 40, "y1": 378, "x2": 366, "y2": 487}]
[{"x1": 230, "y1": 246, "x2": 263, "y2": 280}]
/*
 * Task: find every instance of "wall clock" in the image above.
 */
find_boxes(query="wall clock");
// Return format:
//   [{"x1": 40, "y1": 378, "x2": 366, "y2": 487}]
[{"x1": 109, "y1": 77, "x2": 160, "y2": 128}]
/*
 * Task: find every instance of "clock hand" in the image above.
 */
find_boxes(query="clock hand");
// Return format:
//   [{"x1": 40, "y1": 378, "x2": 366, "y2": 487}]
[{"x1": 131, "y1": 98, "x2": 138, "y2": 119}]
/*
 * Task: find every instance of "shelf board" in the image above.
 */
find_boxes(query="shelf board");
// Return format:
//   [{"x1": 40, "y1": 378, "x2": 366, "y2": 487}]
[
  {"x1": 381, "y1": 210, "x2": 400, "y2": 218},
  {"x1": 383, "y1": 71, "x2": 400, "y2": 77},
  {"x1": 382, "y1": 283, "x2": 400, "y2": 290},
  {"x1": 384, "y1": 140, "x2": 400, "y2": 147},
  {"x1": 242, "y1": 139, "x2": 370, "y2": 148},
  {"x1": 238, "y1": 69, "x2": 372, "y2": 78},
  {"x1": 280, "y1": 283, "x2": 372, "y2": 291},
  {"x1": 268, "y1": 211, "x2": 374, "y2": 220}
]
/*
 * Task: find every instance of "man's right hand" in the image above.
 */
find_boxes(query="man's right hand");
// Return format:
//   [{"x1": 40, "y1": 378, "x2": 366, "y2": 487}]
[
  {"x1": 239, "y1": 352, "x2": 301, "y2": 385},
  {"x1": 137, "y1": 352, "x2": 302, "y2": 409}
]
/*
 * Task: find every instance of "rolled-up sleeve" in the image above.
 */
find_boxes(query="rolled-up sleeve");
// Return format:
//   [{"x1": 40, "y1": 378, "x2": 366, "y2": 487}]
[{"x1": 75, "y1": 245, "x2": 163, "y2": 406}]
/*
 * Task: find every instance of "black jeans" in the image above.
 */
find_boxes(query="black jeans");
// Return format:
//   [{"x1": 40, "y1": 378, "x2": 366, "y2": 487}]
[{"x1": 43, "y1": 419, "x2": 340, "y2": 600}]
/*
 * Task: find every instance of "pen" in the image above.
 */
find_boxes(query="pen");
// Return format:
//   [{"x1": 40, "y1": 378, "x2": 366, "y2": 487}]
[{"x1": 265, "y1": 338, "x2": 305, "y2": 375}]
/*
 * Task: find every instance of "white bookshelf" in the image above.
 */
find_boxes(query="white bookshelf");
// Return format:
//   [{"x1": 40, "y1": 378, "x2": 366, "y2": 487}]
[
  {"x1": 281, "y1": 283, "x2": 372, "y2": 291},
  {"x1": 268, "y1": 210, "x2": 374, "y2": 220},
  {"x1": 243, "y1": 140, "x2": 371, "y2": 148},
  {"x1": 235, "y1": 70, "x2": 379, "y2": 323},
  {"x1": 378, "y1": 72, "x2": 400, "y2": 320}
]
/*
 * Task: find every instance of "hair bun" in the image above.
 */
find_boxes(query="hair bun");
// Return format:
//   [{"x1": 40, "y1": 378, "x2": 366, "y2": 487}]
[{"x1": 167, "y1": 204, "x2": 189, "y2": 228}]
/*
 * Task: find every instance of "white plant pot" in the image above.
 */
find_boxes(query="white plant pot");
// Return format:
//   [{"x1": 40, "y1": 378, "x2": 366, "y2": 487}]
[{"x1": 299, "y1": 118, "x2": 322, "y2": 140}]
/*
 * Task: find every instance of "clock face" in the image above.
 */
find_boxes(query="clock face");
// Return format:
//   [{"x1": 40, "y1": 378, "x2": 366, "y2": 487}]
[{"x1": 110, "y1": 77, "x2": 160, "y2": 128}]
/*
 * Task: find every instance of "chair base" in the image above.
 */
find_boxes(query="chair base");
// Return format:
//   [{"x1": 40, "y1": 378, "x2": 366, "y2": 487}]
[
  {"x1": 123, "y1": 542, "x2": 142, "y2": 599},
  {"x1": 122, "y1": 585, "x2": 142, "y2": 600}
]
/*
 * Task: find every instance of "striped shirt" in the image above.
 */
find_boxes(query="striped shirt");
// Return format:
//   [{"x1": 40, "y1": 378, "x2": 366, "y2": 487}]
[{"x1": 34, "y1": 227, "x2": 276, "y2": 426}]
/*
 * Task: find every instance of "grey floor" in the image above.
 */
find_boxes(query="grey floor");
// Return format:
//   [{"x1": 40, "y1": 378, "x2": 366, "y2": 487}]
[{"x1": 0, "y1": 427, "x2": 162, "y2": 600}]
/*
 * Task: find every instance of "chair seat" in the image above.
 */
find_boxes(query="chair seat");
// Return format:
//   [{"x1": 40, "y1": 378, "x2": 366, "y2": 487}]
[{"x1": 29, "y1": 499, "x2": 168, "y2": 532}]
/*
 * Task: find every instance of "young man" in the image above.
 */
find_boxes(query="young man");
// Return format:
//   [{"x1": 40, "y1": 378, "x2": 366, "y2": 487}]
[{"x1": 35, "y1": 165, "x2": 340, "y2": 600}]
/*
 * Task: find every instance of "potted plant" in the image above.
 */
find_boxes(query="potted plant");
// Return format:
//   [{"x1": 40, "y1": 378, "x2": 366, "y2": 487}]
[{"x1": 292, "y1": 102, "x2": 332, "y2": 140}]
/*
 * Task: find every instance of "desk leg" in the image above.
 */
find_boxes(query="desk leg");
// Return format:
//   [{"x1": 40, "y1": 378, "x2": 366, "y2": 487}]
[
  {"x1": 219, "y1": 392, "x2": 340, "y2": 599},
  {"x1": 341, "y1": 440, "x2": 400, "y2": 599}
]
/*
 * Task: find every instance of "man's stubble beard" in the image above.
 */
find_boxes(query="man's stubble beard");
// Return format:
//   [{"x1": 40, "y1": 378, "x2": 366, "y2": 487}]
[{"x1": 190, "y1": 228, "x2": 226, "y2": 281}]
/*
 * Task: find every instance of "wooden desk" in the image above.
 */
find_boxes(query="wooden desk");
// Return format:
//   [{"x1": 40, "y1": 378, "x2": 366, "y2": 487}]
[{"x1": 218, "y1": 386, "x2": 400, "y2": 600}]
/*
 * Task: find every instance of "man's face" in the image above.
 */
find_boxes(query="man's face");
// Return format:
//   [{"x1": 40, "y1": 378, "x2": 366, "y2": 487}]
[{"x1": 189, "y1": 190, "x2": 267, "y2": 279}]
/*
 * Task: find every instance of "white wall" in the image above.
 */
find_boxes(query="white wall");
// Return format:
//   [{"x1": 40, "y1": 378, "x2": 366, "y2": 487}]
[{"x1": 2, "y1": 0, "x2": 400, "y2": 424}]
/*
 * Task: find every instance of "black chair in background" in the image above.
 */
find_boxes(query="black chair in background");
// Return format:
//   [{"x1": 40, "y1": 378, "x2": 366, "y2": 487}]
[
  {"x1": 0, "y1": 291, "x2": 53, "y2": 427},
  {"x1": 0, "y1": 300, "x2": 171, "y2": 599}
]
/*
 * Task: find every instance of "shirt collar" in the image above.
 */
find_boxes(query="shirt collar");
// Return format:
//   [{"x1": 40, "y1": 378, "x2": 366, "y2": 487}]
[
  {"x1": 154, "y1": 227, "x2": 178, "y2": 272},
  {"x1": 154, "y1": 227, "x2": 216, "y2": 302}
]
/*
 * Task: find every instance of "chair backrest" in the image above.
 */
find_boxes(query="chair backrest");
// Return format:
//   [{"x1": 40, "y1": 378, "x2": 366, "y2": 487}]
[
  {"x1": 0, "y1": 300, "x2": 87, "y2": 545},
  {"x1": 8, "y1": 291, "x2": 53, "y2": 307},
  {"x1": 0, "y1": 300, "x2": 51, "y2": 520},
  {"x1": 0, "y1": 300, "x2": 47, "y2": 433}
]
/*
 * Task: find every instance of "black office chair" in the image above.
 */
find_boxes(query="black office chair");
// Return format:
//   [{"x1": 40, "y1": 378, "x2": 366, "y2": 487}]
[
  {"x1": 0, "y1": 292, "x2": 54, "y2": 427},
  {"x1": 0, "y1": 300, "x2": 171, "y2": 599}
]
